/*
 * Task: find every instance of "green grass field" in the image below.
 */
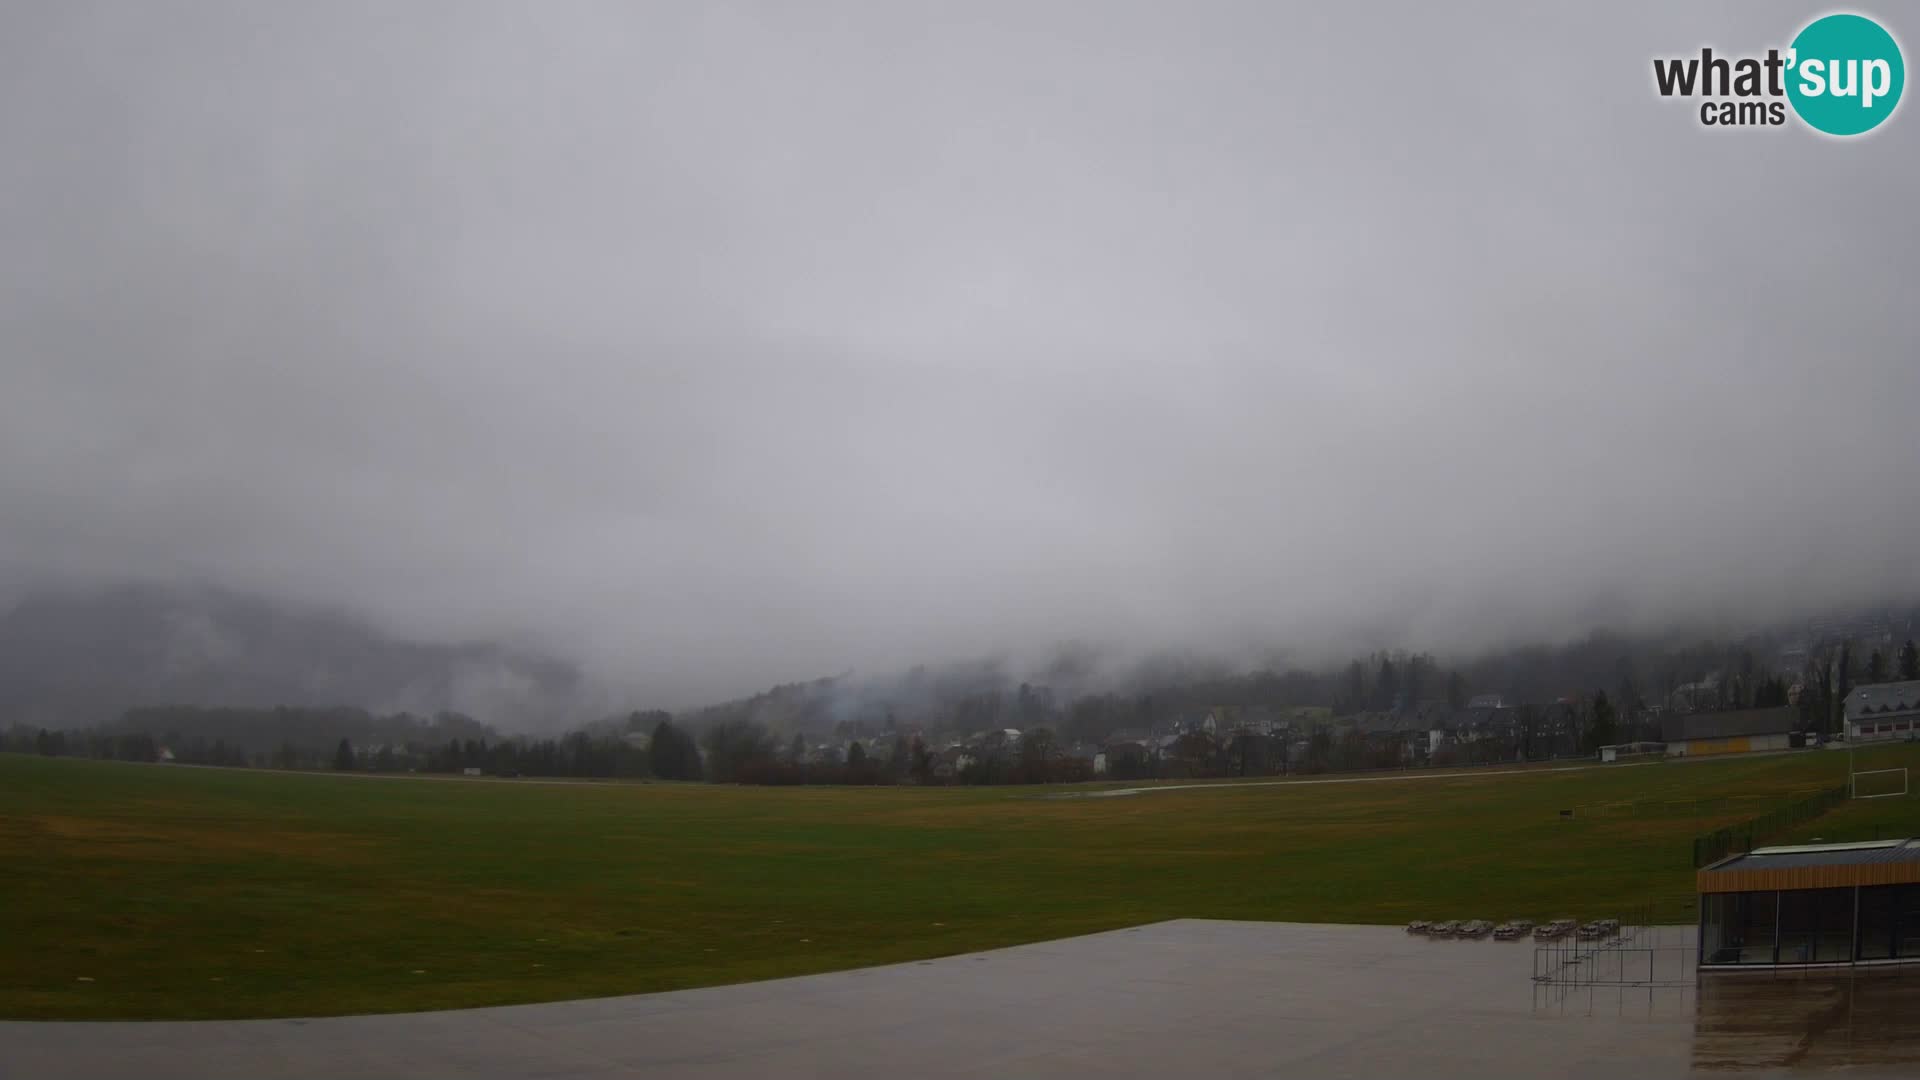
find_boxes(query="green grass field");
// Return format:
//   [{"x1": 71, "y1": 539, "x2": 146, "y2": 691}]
[{"x1": 5, "y1": 746, "x2": 1918, "y2": 1020}]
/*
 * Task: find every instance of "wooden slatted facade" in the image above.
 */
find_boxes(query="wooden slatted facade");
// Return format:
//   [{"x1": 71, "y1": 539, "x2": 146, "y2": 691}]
[
  {"x1": 1698, "y1": 840, "x2": 1920, "y2": 968},
  {"x1": 1698, "y1": 859, "x2": 1920, "y2": 894}
]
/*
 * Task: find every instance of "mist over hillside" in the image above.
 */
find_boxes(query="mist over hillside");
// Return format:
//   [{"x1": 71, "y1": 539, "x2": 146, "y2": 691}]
[
  {"x1": 0, "y1": 583, "x2": 598, "y2": 732},
  {"x1": 663, "y1": 603, "x2": 1920, "y2": 741},
  {"x1": 4, "y1": 577, "x2": 1915, "y2": 740}
]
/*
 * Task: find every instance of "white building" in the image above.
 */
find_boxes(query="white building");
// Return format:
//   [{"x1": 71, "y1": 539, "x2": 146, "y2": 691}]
[{"x1": 1846, "y1": 680, "x2": 1920, "y2": 743}]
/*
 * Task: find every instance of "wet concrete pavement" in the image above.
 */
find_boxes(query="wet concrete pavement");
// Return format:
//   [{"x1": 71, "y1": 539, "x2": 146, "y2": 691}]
[{"x1": 3, "y1": 920, "x2": 1917, "y2": 1078}]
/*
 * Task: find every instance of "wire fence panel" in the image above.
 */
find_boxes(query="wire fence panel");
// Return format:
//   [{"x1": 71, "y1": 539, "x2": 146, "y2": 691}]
[
  {"x1": 1690, "y1": 785, "x2": 1848, "y2": 868},
  {"x1": 1533, "y1": 919, "x2": 1695, "y2": 988}
]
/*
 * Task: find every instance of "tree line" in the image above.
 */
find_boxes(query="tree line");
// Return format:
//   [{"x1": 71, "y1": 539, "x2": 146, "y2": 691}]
[
  {"x1": 1, "y1": 720, "x2": 653, "y2": 779},
  {"x1": 7, "y1": 628, "x2": 1915, "y2": 786}
]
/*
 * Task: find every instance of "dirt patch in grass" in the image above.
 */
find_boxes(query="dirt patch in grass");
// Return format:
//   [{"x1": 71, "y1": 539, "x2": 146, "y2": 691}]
[{"x1": 24, "y1": 814, "x2": 374, "y2": 864}]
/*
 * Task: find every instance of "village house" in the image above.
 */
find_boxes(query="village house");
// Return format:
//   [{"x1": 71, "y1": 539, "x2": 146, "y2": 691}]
[{"x1": 1846, "y1": 680, "x2": 1920, "y2": 743}]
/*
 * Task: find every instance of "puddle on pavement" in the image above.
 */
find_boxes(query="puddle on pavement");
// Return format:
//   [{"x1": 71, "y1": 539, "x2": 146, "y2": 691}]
[
  {"x1": 1692, "y1": 969, "x2": 1920, "y2": 1072},
  {"x1": 1523, "y1": 927, "x2": 1920, "y2": 1072}
]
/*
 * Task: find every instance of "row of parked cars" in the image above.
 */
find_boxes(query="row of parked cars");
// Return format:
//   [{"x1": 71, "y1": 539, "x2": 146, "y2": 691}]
[
  {"x1": 1407, "y1": 917, "x2": 1620, "y2": 941},
  {"x1": 1406, "y1": 919, "x2": 1500, "y2": 938}
]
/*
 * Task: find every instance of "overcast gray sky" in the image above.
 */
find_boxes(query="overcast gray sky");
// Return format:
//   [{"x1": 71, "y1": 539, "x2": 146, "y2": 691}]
[{"x1": 2, "y1": 1, "x2": 1916, "y2": 704}]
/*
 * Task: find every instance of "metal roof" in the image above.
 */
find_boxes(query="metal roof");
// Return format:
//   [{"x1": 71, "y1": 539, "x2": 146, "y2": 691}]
[
  {"x1": 1714, "y1": 838, "x2": 1919, "y2": 871},
  {"x1": 1753, "y1": 839, "x2": 1900, "y2": 855},
  {"x1": 1849, "y1": 680, "x2": 1920, "y2": 716},
  {"x1": 1661, "y1": 706, "x2": 1798, "y2": 743}
]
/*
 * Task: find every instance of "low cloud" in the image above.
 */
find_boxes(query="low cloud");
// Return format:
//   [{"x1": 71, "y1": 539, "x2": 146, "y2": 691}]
[{"x1": 3, "y1": 2, "x2": 1916, "y2": 706}]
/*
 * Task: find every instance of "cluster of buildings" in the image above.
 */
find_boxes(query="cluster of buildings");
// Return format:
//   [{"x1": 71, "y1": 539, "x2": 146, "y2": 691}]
[
  {"x1": 1090, "y1": 699, "x2": 1595, "y2": 775},
  {"x1": 1082, "y1": 678, "x2": 1917, "y2": 775},
  {"x1": 782, "y1": 727, "x2": 1028, "y2": 780},
  {"x1": 1646, "y1": 678, "x2": 1920, "y2": 757},
  {"x1": 710, "y1": 666, "x2": 1919, "y2": 783}
]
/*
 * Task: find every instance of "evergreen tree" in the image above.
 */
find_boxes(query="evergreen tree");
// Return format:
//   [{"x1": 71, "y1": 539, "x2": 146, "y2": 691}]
[
  {"x1": 1375, "y1": 655, "x2": 1399, "y2": 711},
  {"x1": 1836, "y1": 642, "x2": 1854, "y2": 733},
  {"x1": 909, "y1": 736, "x2": 931, "y2": 783},
  {"x1": 1586, "y1": 691, "x2": 1617, "y2": 752},
  {"x1": 650, "y1": 718, "x2": 701, "y2": 780},
  {"x1": 332, "y1": 737, "x2": 355, "y2": 771},
  {"x1": 1403, "y1": 654, "x2": 1429, "y2": 707},
  {"x1": 1900, "y1": 639, "x2": 1920, "y2": 681}
]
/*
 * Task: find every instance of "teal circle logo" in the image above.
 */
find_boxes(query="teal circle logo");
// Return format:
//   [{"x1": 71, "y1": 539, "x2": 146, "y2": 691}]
[{"x1": 1787, "y1": 13, "x2": 1905, "y2": 136}]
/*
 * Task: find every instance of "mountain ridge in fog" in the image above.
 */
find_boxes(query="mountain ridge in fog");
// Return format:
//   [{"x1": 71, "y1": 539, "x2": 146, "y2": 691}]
[
  {"x1": 5, "y1": 581, "x2": 1916, "y2": 736},
  {"x1": 0, "y1": 582, "x2": 595, "y2": 731}
]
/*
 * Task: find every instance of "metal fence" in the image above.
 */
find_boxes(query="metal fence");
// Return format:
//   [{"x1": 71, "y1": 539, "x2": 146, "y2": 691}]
[
  {"x1": 1570, "y1": 792, "x2": 1817, "y2": 820},
  {"x1": 1533, "y1": 940, "x2": 1696, "y2": 986},
  {"x1": 1690, "y1": 785, "x2": 1849, "y2": 868},
  {"x1": 1529, "y1": 906, "x2": 1680, "y2": 981},
  {"x1": 1533, "y1": 919, "x2": 1696, "y2": 1008},
  {"x1": 1527, "y1": 918, "x2": 1707, "y2": 1017}
]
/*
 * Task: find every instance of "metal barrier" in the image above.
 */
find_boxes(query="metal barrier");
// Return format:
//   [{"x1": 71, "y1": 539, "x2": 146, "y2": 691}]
[
  {"x1": 1534, "y1": 941, "x2": 1697, "y2": 986},
  {"x1": 1569, "y1": 791, "x2": 1825, "y2": 820},
  {"x1": 1532, "y1": 912, "x2": 1693, "y2": 987},
  {"x1": 1530, "y1": 920, "x2": 1701, "y2": 1017},
  {"x1": 1690, "y1": 785, "x2": 1849, "y2": 868}
]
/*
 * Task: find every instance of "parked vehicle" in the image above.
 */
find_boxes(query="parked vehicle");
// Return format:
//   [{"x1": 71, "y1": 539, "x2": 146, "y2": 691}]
[
  {"x1": 1406, "y1": 920, "x2": 1432, "y2": 934},
  {"x1": 1457, "y1": 919, "x2": 1494, "y2": 938},
  {"x1": 1533, "y1": 919, "x2": 1577, "y2": 940},
  {"x1": 1428, "y1": 920, "x2": 1460, "y2": 936}
]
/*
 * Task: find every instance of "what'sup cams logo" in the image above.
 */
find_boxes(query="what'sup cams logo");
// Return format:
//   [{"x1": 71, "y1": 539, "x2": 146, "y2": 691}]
[{"x1": 1654, "y1": 12, "x2": 1904, "y2": 136}]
